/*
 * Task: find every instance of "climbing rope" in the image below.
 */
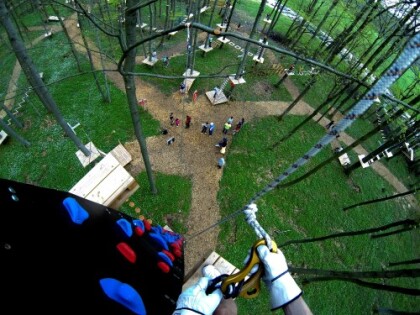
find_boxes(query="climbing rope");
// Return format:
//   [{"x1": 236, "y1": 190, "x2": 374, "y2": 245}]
[{"x1": 186, "y1": 34, "x2": 420, "y2": 243}]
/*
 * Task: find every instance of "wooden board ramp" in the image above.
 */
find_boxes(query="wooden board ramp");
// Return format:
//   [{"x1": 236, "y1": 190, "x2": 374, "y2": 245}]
[{"x1": 183, "y1": 251, "x2": 240, "y2": 291}]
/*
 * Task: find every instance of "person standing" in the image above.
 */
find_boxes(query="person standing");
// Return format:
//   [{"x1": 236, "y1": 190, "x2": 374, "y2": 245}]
[
  {"x1": 201, "y1": 122, "x2": 209, "y2": 134},
  {"x1": 223, "y1": 122, "x2": 232, "y2": 134},
  {"x1": 185, "y1": 115, "x2": 192, "y2": 128},
  {"x1": 180, "y1": 82, "x2": 186, "y2": 94},
  {"x1": 217, "y1": 157, "x2": 225, "y2": 169},
  {"x1": 170, "y1": 112, "x2": 174, "y2": 126},
  {"x1": 232, "y1": 121, "x2": 242, "y2": 135},
  {"x1": 215, "y1": 137, "x2": 228, "y2": 148},
  {"x1": 175, "y1": 118, "x2": 180, "y2": 127},
  {"x1": 208, "y1": 122, "x2": 215, "y2": 136}
]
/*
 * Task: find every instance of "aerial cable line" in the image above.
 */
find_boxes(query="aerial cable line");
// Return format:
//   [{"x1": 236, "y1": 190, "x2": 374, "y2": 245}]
[{"x1": 185, "y1": 34, "x2": 420, "y2": 242}]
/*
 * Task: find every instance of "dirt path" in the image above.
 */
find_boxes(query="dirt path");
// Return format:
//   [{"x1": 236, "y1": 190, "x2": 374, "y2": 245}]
[{"x1": 7, "y1": 14, "x2": 416, "y2": 275}]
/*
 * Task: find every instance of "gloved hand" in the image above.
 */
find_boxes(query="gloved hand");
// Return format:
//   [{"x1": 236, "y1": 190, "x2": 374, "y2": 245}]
[
  {"x1": 172, "y1": 276, "x2": 223, "y2": 315},
  {"x1": 257, "y1": 245, "x2": 302, "y2": 311}
]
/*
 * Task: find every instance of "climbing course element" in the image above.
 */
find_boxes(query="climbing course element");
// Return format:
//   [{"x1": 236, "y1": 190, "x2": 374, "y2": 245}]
[
  {"x1": 1, "y1": 178, "x2": 184, "y2": 314},
  {"x1": 245, "y1": 34, "x2": 420, "y2": 209},
  {"x1": 187, "y1": 34, "x2": 420, "y2": 241}
]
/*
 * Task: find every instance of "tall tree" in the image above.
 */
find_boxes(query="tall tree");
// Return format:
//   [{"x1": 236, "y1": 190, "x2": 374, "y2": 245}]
[
  {"x1": 76, "y1": 10, "x2": 110, "y2": 102},
  {"x1": 122, "y1": 0, "x2": 157, "y2": 194},
  {"x1": 234, "y1": 0, "x2": 267, "y2": 80}
]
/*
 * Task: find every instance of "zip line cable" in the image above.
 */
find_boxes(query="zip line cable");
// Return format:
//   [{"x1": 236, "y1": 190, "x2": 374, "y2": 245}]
[{"x1": 185, "y1": 34, "x2": 420, "y2": 243}]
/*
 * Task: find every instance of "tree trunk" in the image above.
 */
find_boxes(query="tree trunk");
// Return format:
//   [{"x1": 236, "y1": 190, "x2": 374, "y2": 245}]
[
  {"x1": 343, "y1": 188, "x2": 418, "y2": 211},
  {"x1": 324, "y1": 0, "x2": 378, "y2": 63},
  {"x1": 0, "y1": 118, "x2": 30, "y2": 147},
  {"x1": 267, "y1": 0, "x2": 289, "y2": 37},
  {"x1": 203, "y1": 0, "x2": 218, "y2": 51},
  {"x1": 50, "y1": 3, "x2": 82, "y2": 73},
  {"x1": 77, "y1": 11, "x2": 109, "y2": 102},
  {"x1": 290, "y1": 0, "x2": 324, "y2": 49},
  {"x1": 220, "y1": 0, "x2": 238, "y2": 46},
  {"x1": 189, "y1": 0, "x2": 201, "y2": 75},
  {"x1": 276, "y1": 78, "x2": 345, "y2": 144},
  {"x1": 123, "y1": 0, "x2": 157, "y2": 194},
  {"x1": 0, "y1": 1, "x2": 90, "y2": 156},
  {"x1": 235, "y1": 0, "x2": 267, "y2": 79},
  {"x1": 1, "y1": 103, "x2": 23, "y2": 128},
  {"x1": 277, "y1": 76, "x2": 317, "y2": 121}
]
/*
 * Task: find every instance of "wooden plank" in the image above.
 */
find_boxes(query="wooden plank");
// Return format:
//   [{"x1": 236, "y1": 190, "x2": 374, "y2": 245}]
[
  {"x1": 86, "y1": 165, "x2": 132, "y2": 205},
  {"x1": 183, "y1": 252, "x2": 221, "y2": 290},
  {"x1": 213, "y1": 256, "x2": 238, "y2": 276},
  {"x1": 110, "y1": 144, "x2": 132, "y2": 167},
  {"x1": 70, "y1": 154, "x2": 120, "y2": 197},
  {"x1": 182, "y1": 252, "x2": 241, "y2": 292},
  {"x1": 109, "y1": 182, "x2": 139, "y2": 210},
  {"x1": 105, "y1": 176, "x2": 138, "y2": 206}
]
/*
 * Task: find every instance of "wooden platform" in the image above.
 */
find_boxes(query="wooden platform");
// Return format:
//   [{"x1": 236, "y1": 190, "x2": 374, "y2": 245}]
[
  {"x1": 338, "y1": 153, "x2": 351, "y2": 166},
  {"x1": 182, "y1": 69, "x2": 200, "y2": 93},
  {"x1": 205, "y1": 90, "x2": 228, "y2": 105},
  {"x1": 75, "y1": 141, "x2": 103, "y2": 167},
  {"x1": 142, "y1": 57, "x2": 158, "y2": 66},
  {"x1": 0, "y1": 130, "x2": 8, "y2": 145},
  {"x1": 70, "y1": 154, "x2": 139, "y2": 210},
  {"x1": 217, "y1": 37, "x2": 230, "y2": 44},
  {"x1": 253, "y1": 56, "x2": 265, "y2": 64},
  {"x1": 198, "y1": 44, "x2": 213, "y2": 53},
  {"x1": 183, "y1": 251, "x2": 240, "y2": 291},
  {"x1": 109, "y1": 143, "x2": 132, "y2": 167}
]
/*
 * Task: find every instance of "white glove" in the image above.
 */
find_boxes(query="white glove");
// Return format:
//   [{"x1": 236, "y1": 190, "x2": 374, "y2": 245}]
[
  {"x1": 172, "y1": 277, "x2": 223, "y2": 315},
  {"x1": 257, "y1": 245, "x2": 302, "y2": 311}
]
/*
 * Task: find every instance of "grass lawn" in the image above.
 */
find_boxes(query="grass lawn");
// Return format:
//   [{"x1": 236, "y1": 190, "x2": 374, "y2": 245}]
[
  {"x1": 120, "y1": 172, "x2": 192, "y2": 234},
  {"x1": 217, "y1": 115, "x2": 418, "y2": 314}
]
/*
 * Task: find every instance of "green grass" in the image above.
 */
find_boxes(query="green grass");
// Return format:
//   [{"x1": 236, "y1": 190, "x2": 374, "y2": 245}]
[
  {"x1": 217, "y1": 115, "x2": 418, "y2": 314},
  {"x1": 119, "y1": 172, "x2": 192, "y2": 234}
]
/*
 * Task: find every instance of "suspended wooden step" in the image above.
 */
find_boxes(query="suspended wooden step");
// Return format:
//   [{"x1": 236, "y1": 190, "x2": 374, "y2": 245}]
[
  {"x1": 182, "y1": 69, "x2": 200, "y2": 93},
  {"x1": 229, "y1": 75, "x2": 246, "y2": 85},
  {"x1": 198, "y1": 44, "x2": 213, "y2": 53},
  {"x1": 136, "y1": 23, "x2": 147, "y2": 28},
  {"x1": 205, "y1": 89, "x2": 228, "y2": 105},
  {"x1": 75, "y1": 141, "x2": 104, "y2": 167},
  {"x1": 217, "y1": 36, "x2": 230, "y2": 44},
  {"x1": 0, "y1": 130, "x2": 8, "y2": 145},
  {"x1": 142, "y1": 55, "x2": 158, "y2": 66}
]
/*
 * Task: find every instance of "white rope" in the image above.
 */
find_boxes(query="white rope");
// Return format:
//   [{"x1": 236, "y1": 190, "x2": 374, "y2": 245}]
[{"x1": 244, "y1": 204, "x2": 272, "y2": 249}]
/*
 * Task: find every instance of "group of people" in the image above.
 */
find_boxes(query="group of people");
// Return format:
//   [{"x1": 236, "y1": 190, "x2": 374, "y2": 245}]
[{"x1": 167, "y1": 113, "x2": 247, "y2": 170}]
